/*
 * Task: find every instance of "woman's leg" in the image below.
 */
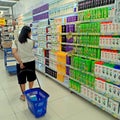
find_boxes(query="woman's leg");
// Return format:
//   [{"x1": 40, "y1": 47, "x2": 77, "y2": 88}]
[
  {"x1": 16, "y1": 64, "x2": 26, "y2": 101},
  {"x1": 20, "y1": 84, "x2": 25, "y2": 93},
  {"x1": 29, "y1": 81, "x2": 34, "y2": 89},
  {"x1": 20, "y1": 84, "x2": 25, "y2": 101}
]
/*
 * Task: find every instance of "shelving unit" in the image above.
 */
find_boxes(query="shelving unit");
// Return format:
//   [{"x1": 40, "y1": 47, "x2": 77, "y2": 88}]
[
  {"x1": 30, "y1": 0, "x2": 120, "y2": 119},
  {"x1": 32, "y1": 4, "x2": 49, "y2": 74},
  {"x1": 2, "y1": 18, "x2": 16, "y2": 74},
  {"x1": 4, "y1": 48, "x2": 16, "y2": 74}
]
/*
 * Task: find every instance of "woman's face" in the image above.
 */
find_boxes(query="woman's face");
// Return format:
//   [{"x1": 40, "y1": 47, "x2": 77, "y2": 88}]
[{"x1": 28, "y1": 31, "x2": 32, "y2": 38}]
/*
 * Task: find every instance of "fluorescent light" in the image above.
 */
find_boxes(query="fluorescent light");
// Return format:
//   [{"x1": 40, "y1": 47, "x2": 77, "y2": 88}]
[
  {"x1": 0, "y1": 11, "x2": 3, "y2": 14},
  {"x1": 0, "y1": 0, "x2": 16, "y2": 3}
]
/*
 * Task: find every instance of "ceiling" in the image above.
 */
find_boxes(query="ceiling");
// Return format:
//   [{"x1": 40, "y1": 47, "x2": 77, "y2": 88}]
[{"x1": 0, "y1": 0, "x2": 18, "y2": 11}]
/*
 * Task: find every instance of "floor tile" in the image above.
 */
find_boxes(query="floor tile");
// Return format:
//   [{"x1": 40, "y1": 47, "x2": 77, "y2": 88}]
[
  {"x1": 0, "y1": 99, "x2": 14, "y2": 117},
  {"x1": 63, "y1": 107, "x2": 116, "y2": 120},
  {"x1": 15, "y1": 104, "x2": 63, "y2": 120},
  {"x1": 0, "y1": 113, "x2": 17, "y2": 120},
  {"x1": 49, "y1": 94, "x2": 89, "y2": 119}
]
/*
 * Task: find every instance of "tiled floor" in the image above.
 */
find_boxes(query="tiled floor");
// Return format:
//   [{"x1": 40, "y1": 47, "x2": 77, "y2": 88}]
[{"x1": 0, "y1": 50, "x2": 117, "y2": 120}]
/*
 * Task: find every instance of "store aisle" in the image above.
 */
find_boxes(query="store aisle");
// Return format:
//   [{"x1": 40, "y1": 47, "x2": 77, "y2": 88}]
[{"x1": 0, "y1": 59, "x2": 117, "y2": 120}]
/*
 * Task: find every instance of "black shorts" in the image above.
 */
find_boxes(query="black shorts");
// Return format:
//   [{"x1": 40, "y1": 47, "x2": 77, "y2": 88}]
[{"x1": 17, "y1": 60, "x2": 36, "y2": 84}]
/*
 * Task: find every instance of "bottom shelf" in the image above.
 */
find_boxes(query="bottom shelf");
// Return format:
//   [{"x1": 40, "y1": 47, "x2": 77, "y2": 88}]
[
  {"x1": 45, "y1": 73, "x2": 69, "y2": 89},
  {"x1": 6, "y1": 65, "x2": 17, "y2": 74},
  {"x1": 70, "y1": 89, "x2": 120, "y2": 119},
  {"x1": 36, "y1": 67, "x2": 69, "y2": 88}
]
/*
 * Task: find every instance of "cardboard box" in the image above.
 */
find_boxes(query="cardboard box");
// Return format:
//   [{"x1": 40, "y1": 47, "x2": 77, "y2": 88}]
[
  {"x1": 89, "y1": 90, "x2": 94, "y2": 101},
  {"x1": 108, "y1": 99, "x2": 119, "y2": 114},
  {"x1": 97, "y1": 94, "x2": 102, "y2": 106},
  {"x1": 101, "y1": 95, "x2": 108, "y2": 109},
  {"x1": 81, "y1": 85, "x2": 87, "y2": 97},
  {"x1": 106, "y1": 82, "x2": 113, "y2": 97},
  {"x1": 95, "y1": 78, "x2": 106, "y2": 93},
  {"x1": 93, "y1": 92, "x2": 99, "y2": 104}
]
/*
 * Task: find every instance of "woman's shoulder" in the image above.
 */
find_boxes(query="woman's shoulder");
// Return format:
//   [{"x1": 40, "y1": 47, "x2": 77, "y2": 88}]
[
  {"x1": 27, "y1": 39, "x2": 34, "y2": 45},
  {"x1": 27, "y1": 38, "x2": 33, "y2": 42}
]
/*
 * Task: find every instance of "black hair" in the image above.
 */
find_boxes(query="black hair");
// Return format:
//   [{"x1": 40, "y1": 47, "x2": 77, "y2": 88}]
[{"x1": 18, "y1": 26, "x2": 31, "y2": 44}]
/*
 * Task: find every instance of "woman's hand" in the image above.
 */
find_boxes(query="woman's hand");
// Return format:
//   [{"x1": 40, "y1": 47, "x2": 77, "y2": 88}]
[{"x1": 20, "y1": 62, "x2": 25, "y2": 69}]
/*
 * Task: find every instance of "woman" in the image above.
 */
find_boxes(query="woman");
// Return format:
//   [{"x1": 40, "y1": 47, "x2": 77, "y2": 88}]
[{"x1": 12, "y1": 26, "x2": 36, "y2": 101}]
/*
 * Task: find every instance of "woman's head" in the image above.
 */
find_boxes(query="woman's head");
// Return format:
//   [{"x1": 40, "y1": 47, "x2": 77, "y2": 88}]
[{"x1": 18, "y1": 26, "x2": 31, "y2": 43}]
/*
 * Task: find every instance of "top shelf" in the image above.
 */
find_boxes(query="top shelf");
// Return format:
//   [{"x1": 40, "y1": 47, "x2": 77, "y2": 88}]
[
  {"x1": 49, "y1": 0, "x2": 76, "y2": 10},
  {"x1": 77, "y1": 4, "x2": 114, "y2": 13}
]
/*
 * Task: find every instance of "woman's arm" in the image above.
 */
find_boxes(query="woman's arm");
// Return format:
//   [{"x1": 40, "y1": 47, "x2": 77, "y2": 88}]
[{"x1": 12, "y1": 48, "x2": 25, "y2": 69}]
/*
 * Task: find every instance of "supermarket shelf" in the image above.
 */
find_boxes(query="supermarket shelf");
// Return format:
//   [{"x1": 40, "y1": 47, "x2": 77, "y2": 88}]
[
  {"x1": 34, "y1": 53, "x2": 45, "y2": 58},
  {"x1": 45, "y1": 57, "x2": 67, "y2": 65},
  {"x1": 32, "y1": 34, "x2": 38, "y2": 36},
  {"x1": 3, "y1": 39, "x2": 13, "y2": 41},
  {"x1": 46, "y1": 73, "x2": 69, "y2": 89},
  {"x1": 38, "y1": 25, "x2": 51, "y2": 28},
  {"x1": 100, "y1": 46, "x2": 120, "y2": 50},
  {"x1": 65, "y1": 21, "x2": 77, "y2": 25},
  {"x1": 67, "y1": 65, "x2": 94, "y2": 76},
  {"x1": 61, "y1": 42, "x2": 79, "y2": 46},
  {"x1": 77, "y1": 4, "x2": 114, "y2": 13},
  {"x1": 61, "y1": 43, "x2": 120, "y2": 50},
  {"x1": 69, "y1": 76, "x2": 94, "y2": 90},
  {"x1": 44, "y1": 48, "x2": 51, "y2": 50},
  {"x1": 69, "y1": 76, "x2": 120, "y2": 103},
  {"x1": 95, "y1": 90, "x2": 120, "y2": 103},
  {"x1": 45, "y1": 65, "x2": 70, "y2": 78},
  {"x1": 49, "y1": 1, "x2": 76, "y2": 11},
  {"x1": 35, "y1": 60, "x2": 45, "y2": 65},
  {"x1": 70, "y1": 89, "x2": 120, "y2": 120},
  {"x1": 73, "y1": 54, "x2": 100, "y2": 61},
  {"x1": 43, "y1": 56, "x2": 95, "y2": 76},
  {"x1": 101, "y1": 59, "x2": 120, "y2": 66},
  {"x1": 36, "y1": 68, "x2": 45, "y2": 74},
  {"x1": 44, "y1": 57, "x2": 58, "y2": 63},
  {"x1": 95, "y1": 74, "x2": 120, "y2": 85},
  {"x1": 45, "y1": 65, "x2": 57, "y2": 72},
  {"x1": 79, "y1": 44, "x2": 120, "y2": 50},
  {"x1": 78, "y1": 44, "x2": 100, "y2": 48},
  {"x1": 36, "y1": 56, "x2": 120, "y2": 85},
  {"x1": 6, "y1": 24, "x2": 13, "y2": 26},
  {"x1": 38, "y1": 33, "x2": 51, "y2": 36},
  {"x1": 61, "y1": 32, "x2": 120, "y2": 36},
  {"x1": 49, "y1": 12, "x2": 77, "y2": 19},
  {"x1": 76, "y1": 17, "x2": 113, "y2": 24}
]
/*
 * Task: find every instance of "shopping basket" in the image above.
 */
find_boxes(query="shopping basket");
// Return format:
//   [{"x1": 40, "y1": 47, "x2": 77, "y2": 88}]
[
  {"x1": 24, "y1": 87, "x2": 49, "y2": 118},
  {"x1": 19, "y1": 69, "x2": 49, "y2": 118}
]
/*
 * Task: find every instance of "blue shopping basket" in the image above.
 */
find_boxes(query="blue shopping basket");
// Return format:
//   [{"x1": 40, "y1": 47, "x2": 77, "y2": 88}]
[
  {"x1": 20, "y1": 69, "x2": 49, "y2": 118},
  {"x1": 24, "y1": 88, "x2": 49, "y2": 118}
]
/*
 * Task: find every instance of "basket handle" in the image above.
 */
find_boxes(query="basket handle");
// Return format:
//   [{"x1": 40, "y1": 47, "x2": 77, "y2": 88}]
[{"x1": 19, "y1": 69, "x2": 41, "y2": 89}]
